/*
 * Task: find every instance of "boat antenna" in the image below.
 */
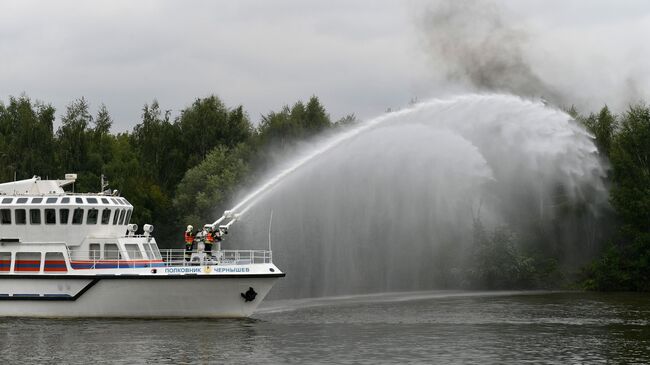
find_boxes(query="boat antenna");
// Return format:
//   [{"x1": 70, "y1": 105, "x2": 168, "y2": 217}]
[
  {"x1": 101, "y1": 174, "x2": 109, "y2": 193},
  {"x1": 268, "y1": 209, "x2": 273, "y2": 252}
]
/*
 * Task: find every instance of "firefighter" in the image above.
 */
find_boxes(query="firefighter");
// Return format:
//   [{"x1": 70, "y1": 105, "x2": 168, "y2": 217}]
[
  {"x1": 184, "y1": 225, "x2": 195, "y2": 261},
  {"x1": 205, "y1": 227, "x2": 222, "y2": 259},
  {"x1": 204, "y1": 227, "x2": 214, "y2": 259}
]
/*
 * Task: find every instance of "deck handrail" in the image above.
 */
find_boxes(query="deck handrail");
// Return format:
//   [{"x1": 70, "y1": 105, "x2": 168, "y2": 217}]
[{"x1": 65, "y1": 248, "x2": 272, "y2": 269}]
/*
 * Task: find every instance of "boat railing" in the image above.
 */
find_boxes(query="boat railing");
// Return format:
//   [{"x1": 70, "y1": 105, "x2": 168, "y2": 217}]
[{"x1": 66, "y1": 248, "x2": 272, "y2": 269}]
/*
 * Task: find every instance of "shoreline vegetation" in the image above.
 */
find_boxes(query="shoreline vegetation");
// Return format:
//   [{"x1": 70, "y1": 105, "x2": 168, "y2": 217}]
[{"x1": 1, "y1": 94, "x2": 648, "y2": 291}]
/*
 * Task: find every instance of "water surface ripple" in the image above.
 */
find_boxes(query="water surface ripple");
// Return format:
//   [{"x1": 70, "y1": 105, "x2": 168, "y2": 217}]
[{"x1": 1, "y1": 291, "x2": 649, "y2": 364}]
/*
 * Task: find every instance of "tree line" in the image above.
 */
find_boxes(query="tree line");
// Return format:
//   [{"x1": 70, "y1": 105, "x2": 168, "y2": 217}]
[
  {"x1": 572, "y1": 104, "x2": 650, "y2": 291},
  {"x1": 0, "y1": 94, "x2": 353, "y2": 248}
]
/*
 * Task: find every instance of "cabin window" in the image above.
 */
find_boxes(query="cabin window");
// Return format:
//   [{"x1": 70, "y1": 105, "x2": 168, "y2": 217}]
[
  {"x1": 118, "y1": 209, "x2": 126, "y2": 225},
  {"x1": 72, "y1": 208, "x2": 84, "y2": 224},
  {"x1": 29, "y1": 209, "x2": 41, "y2": 224},
  {"x1": 59, "y1": 209, "x2": 70, "y2": 224},
  {"x1": 0, "y1": 252, "x2": 10, "y2": 272},
  {"x1": 61, "y1": 197, "x2": 70, "y2": 204},
  {"x1": 143, "y1": 243, "x2": 154, "y2": 260},
  {"x1": 15, "y1": 209, "x2": 26, "y2": 224},
  {"x1": 1, "y1": 198, "x2": 12, "y2": 204},
  {"x1": 101, "y1": 198, "x2": 109, "y2": 204},
  {"x1": 17, "y1": 198, "x2": 28, "y2": 203},
  {"x1": 112, "y1": 209, "x2": 119, "y2": 225},
  {"x1": 44, "y1": 252, "x2": 67, "y2": 273},
  {"x1": 125, "y1": 244, "x2": 142, "y2": 259},
  {"x1": 0, "y1": 209, "x2": 11, "y2": 224},
  {"x1": 110, "y1": 198, "x2": 118, "y2": 204},
  {"x1": 125, "y1": 210, "x2": 132, "y2": 225},
  {"x1": 89, "y1": 243, "x2": 101, "y2": 259},
  {"x1": 87, "y1": 197, "x2": 98, "y2": 204},
  {"x1": 15, "y1": 252, "x2": 41, "y2": 272},
  {"x1": 46, "y1": 197, "x2": 57, "y2": 204},
  {"x1": 116, "y1": 199, "x2": 124, "y2": 205},
  {"x1": 87, "y1": 209, "x2": 98, "y2": 224},
  {"x1": 45, "y1": 209, "x2": 56, "y2": 224},
  {"x1": 31, "y1": 198, "x2": 43, "y2": 204},
  {"x1": 104, "y1": 243, "x2": 121, "y2": 260},
  {"x1": 149, "y1": 243, "x2": 162, "y2": 260},
  {"x1": 101, "y1": 209, "x2": 111, "y2": 224},
  {"x1": 75, "y1": 197, "x2": 83, "y2": 204}
]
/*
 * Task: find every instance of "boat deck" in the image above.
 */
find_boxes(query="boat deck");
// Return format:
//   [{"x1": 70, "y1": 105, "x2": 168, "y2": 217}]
[
  {"x1": 67, "y1": 248, "x2": 273, "y2": 269},
  {"x1": 0, "y1": 248, "x2": 273, "y2": 274}
]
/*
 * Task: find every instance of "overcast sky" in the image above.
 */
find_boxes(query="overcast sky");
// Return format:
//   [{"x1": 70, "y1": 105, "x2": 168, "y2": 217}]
[{"x1": 1, "y1": 0, "x2": 649, "y2": 131}]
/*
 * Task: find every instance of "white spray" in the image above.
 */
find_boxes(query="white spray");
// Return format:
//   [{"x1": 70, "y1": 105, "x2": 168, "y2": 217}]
[
  {"x1": 211, "y1": 95, "x2": 496, "y2": 228},
  {"x1": 214, "y1": 94, "x2": 608, "y2": 298}
]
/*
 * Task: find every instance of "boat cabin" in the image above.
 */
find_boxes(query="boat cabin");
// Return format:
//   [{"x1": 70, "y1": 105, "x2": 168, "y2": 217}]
[
  {"x1": 0, "y1": 176, "x2": 273, "y2": 274},
  {"x1": 0, "y1": 176, "x2": 165, "y2": 272},
  {"x1": 0, "y1": 177, "x2": 134, "y2": 246}
]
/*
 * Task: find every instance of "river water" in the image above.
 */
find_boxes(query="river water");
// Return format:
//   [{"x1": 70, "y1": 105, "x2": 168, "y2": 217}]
[{"x1": 1, "y1": 291, "x2": 649, "y2": 364}]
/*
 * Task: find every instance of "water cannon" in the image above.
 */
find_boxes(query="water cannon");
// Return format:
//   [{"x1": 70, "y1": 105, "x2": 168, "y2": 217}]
[{"x1": 219, "y1": 225, "x2": 229, "y2": 235}]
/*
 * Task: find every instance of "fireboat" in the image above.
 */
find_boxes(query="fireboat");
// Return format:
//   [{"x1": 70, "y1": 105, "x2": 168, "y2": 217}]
[{"x1": 0, "y1": 175, "x2": 284, "y2": 317}]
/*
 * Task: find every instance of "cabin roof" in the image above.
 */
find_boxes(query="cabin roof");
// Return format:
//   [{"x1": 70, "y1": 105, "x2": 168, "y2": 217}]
[{"x1": 0, "y1": 177, "x2": 74, "y2": 196}]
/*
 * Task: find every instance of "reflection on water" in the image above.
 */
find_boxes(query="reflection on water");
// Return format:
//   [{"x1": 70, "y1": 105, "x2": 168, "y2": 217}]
[{"x1": 1, "y1": 291, "x2": 650, "y2": 364}]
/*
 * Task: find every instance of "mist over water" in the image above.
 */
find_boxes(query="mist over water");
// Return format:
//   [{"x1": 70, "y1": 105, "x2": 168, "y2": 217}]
[{"x1": 227, "y1": 94, "x2": 608, "y2": 299}]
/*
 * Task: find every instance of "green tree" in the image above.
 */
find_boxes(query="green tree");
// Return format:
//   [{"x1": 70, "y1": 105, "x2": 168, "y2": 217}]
[
  {"x1": 178, "y1": 95, "x2": 252, "y2": 167},
  {"x1": 610, "y1": 104, "x2": 650, "y2": 231},
  {"x1": 0, "y1": 95, "x2": 56, "y2": 180},
  {"x1": 94, "y1": 104, "x2": 112, "y2": 136},
  {"x1": 257, "y1": 106, "x2": 302, "y2": 149},
  {"x1": 56, "y1": 97, "x2": 94, "y2": 190},
  {"x1": 304, "y1": 95, "x2": 331, "y2": 135},
  {"x1": 582, "y1": 106, "x2": 617, "y2": 157},
  {"x1": 131, "y1": 100, "x2": 186, "y2": 192},
  {"x1": 584, "y1": 104, "x2": 650, "y2": 291},
  {"x1": 256, "y1": 96, "x2": 334, "y2": 150},
  {"x1": 174, "y1": 145, "x2": 250, "y2": 228}
]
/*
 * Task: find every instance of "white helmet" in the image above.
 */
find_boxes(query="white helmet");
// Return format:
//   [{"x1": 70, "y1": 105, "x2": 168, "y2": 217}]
[{"x1": 186, "y1": 225, "x2": 193, "y2": 232}]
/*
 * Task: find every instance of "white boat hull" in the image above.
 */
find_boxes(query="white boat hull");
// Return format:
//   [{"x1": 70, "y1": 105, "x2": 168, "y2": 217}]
[{"x1": 0, "y1": 270, "x2": 284, "y2": 318}]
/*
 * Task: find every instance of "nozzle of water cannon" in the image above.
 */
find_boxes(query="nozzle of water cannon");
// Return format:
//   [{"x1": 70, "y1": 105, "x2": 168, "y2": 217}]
[
  {"x1": 219, "y1": 225, "x2": 229, "y2": 234},
  {"x1": 223, "y1": 210, "x2": 234, "y2": 219}
]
